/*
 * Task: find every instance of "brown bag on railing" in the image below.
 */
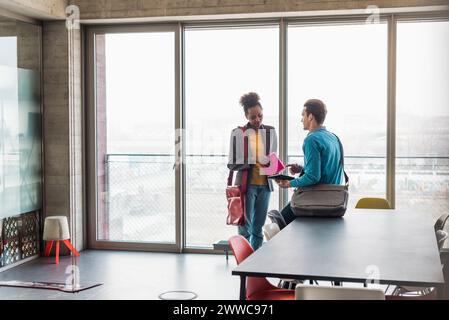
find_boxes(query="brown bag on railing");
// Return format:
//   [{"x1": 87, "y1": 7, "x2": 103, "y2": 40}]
[
  {"x1": 226, "y1": 127, "x2": 248, "y2": 226},
  {"x1": 290, "y1": 134, "x2": 349, "y2": 218}
]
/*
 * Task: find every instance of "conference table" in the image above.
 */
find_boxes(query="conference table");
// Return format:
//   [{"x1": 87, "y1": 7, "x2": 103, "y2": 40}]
[{"x1": 232, "y1": 209, "x2": 445, "y2": 300}]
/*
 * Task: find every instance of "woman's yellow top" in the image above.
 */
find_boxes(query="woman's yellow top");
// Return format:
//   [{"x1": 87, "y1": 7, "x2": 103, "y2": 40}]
[{"x1": 248, "y1": 130, "x2": 268, "y2": 186}]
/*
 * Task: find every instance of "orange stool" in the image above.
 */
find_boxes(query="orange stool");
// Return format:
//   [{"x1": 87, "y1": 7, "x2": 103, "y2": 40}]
[{"x1": 43, "y1": 216, "x2": 80, "y2": 264}]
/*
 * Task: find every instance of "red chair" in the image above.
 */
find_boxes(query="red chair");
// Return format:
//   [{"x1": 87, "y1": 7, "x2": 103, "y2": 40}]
[{"x1": 228, "y1": 235, "x2": 295, "y2": 300}]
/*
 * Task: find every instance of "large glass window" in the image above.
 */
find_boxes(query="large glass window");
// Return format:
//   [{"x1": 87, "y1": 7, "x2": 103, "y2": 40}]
[
  {"x1": 87, "y1": 17, "x2": 449, "y2": 252},
  {"x1": 287, "y1": 23, "x2": 388, "y2": 207},
  {"x1": 396, "y1": 20, "x2": 449, "y2": 221},
  {"x1": 94, "y1": 30, "x2": 176, "y2": 243},
  {"x1": 185, "y1": 26, "x2": 279, "y2": 248}
]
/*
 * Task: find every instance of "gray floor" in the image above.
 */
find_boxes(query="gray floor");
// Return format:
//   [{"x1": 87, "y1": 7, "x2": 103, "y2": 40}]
[{"x1": 0, "y1": 250, "x2": 241, "y2": 300}]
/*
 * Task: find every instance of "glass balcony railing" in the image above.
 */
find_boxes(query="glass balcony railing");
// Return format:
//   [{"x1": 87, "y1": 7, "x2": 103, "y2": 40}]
[{"x1": 101, "y1": 154, "x2": 449, "y2": 248}]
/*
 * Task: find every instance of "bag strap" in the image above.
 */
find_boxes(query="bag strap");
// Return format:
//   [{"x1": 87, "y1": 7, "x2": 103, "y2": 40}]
[
  {"x1": 227, "y1": 170, "x2": 234, "y2": 187},
  {"x1": 241, "y1": 132, "x2": 248, "y2": 194},
  {"x1": 265, "y1": 126, "x2": 270, "y2": 156},
  {"x1": 332, "y1": 133, "x2": 349, "y2": 187},
  {"x1": 227, "y1": 126, "x2": 249, "y2": 187}
]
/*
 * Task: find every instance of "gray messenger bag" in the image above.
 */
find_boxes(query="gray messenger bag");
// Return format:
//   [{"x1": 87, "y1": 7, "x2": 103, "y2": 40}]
[{"x1": 290, "y1": 135, "x2": 349, "y2": 218}]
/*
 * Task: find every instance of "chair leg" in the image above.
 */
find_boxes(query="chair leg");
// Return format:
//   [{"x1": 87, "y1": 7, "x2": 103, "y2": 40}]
[
  {"x1": 44, "y1": 241, "x2": 53, "y2": 257},
  {"x1": 391, "y1": 286, "x2": 400, "y2": 296},
  {"x1": 55, "y1": 241, "x2": 60, "y2": 264},
  {"x1": 63, "y1": 240, "x2": 80, "y2": 256},
  {"x1": 385, "y1": 285, "x2": 390, "y2": 294}
]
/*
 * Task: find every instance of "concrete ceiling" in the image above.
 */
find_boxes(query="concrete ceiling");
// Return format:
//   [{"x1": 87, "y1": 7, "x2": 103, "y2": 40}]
[{"x1": 0, "y1": 0, "x2": 68, "y2": 20}]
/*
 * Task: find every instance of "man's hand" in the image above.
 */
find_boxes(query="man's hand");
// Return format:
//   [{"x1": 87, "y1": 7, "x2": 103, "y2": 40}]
[
  {"x1": 286, "y1": 163, "x2": 303, "y2": 175},
  {"x1": 275, "y1": 179, "x2": 291, "y2": 189}
]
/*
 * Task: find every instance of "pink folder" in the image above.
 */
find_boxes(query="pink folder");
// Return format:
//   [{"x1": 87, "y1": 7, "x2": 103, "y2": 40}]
[{"x1": 260, "y1": 152, "x2": 285, "y2": 176}]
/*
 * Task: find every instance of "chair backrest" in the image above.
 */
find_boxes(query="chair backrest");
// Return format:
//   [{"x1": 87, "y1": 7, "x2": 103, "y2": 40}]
[
  {"x1": 355, "y1": 197, "x2": 391, "y2": 209},
  {"x1": 434, "y1": 214, "x2": 449, "y2": 252},
  {"x1": 267, "y1": 210, "x2": 287, "y2": 230},
  {"x1": 437, "y1": 230, "x2": 448, "y2": 251},
  {"x1": 263, "y1": 223, "x2": 280, "y2": 241},
  {"x1": 228, "y1": 235, "x2": 253, "y2": 265},
  {"x1": 228, "y1": 235, "x2": 273, "y2": 298},
  {"x1": 434, "y1": 213, "x2": 449, "y2": 232},
  {"x1": 295, "y1": 284, "x2": 385, "y2": 300}
]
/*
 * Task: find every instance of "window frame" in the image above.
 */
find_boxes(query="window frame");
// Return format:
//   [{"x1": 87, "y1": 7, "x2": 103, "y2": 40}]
[{"x1": 85, "y1": 23, "x2": 183, "y2": 252}]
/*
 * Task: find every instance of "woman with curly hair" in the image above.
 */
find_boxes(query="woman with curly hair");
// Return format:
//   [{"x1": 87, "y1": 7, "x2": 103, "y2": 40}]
[{"x1": 227, "y1": 92, "x2": 278, "y2": 250}]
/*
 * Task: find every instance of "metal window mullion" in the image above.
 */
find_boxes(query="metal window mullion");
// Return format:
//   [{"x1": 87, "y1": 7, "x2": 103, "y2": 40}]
[
  {"x1": 279, "y1": 18, "x2": 288, "y2": 210},
  {"x1": 387, "y1": 15, "x2": 397, "y2": 209},
  {"x1": 80, "y1": 25, "x2": 88, "y2": 255},
  {"x1": 175, "y1": 22, "x2": 184, "y2": 253},
  {"x1": 85, "y1": 28, "x2": 97, "y2": 248},
  {"x1": 183, "y1": 19, "x2": 280, "y2": 30}
]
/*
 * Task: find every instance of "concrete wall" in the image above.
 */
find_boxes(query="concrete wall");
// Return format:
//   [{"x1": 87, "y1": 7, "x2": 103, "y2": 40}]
[
  {"x1": 16, "y1": 22, "x2": 41, "y2": 70},
  {"x1": 43, "y1": 21, "x2": 83, "y2": 251},
  {"x1": 0, "y1": 0, "x2": 68, "y2": 20},
  {"x1": 1, "y1": 4, "x2": 84, "y2": 251},
  {"x1": 0, "y1": 19, "x2": 41, "y2": 69},
  {"x1": 69, "y1": 0, "x2": 449, "y2": 20}
]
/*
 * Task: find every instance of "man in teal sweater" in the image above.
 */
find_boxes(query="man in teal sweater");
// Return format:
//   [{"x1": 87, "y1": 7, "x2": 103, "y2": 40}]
[{"x1": 276, "y1": 99, "x2": 344, "y2": 224}]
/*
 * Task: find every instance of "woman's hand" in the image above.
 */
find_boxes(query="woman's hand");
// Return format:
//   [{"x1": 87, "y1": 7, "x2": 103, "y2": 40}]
[
  {"x1": 275, "y1": 179, "x2": 291, "y2": 189},
  {"x1": 286, "y1": 163, "x2": 303, "y2": 175}
]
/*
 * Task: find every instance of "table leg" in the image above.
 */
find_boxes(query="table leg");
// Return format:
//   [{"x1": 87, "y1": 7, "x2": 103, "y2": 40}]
[
  {"x1": 437, "y1": 284, "x2": 444, "y2": 300},
  {"x1": 239, "y1": 276, "x2": 247, "y2": 300}
]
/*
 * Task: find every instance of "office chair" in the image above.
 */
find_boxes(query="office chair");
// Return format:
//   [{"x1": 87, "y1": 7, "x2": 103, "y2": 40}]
[
  {"x1": 228, "y1": 235, "x2": 295, "y2": 300},
  {"x1": 267, "y1": 210, "x2": 287, "y2": 230},
  {"x1": 295, "y1": 284, "x2": 385, "y2": 300},
  {"x1": 262, "y1": 223, "x2": 319, "y2": 288},
  {"x1": 355, "y1": 197, "x2": 391, "y2": 209},
  {"x1": 262, "y1": 223, "x2": 280, "y2": 241},
  {"x1": 434, "y1": 213, "x2": 449, "y2": 251},
  {"x1": 436, "y1": 230, "x2": 448, "y2": 251},
  {"x1": 390, "y1": 214, "x2": 449, "y2": 299},
  {"x1": 388, "y1": 287, "x2": 438, "y2": 300},
  {"x1": 434, "y1": 213, "x2": 449, "y2": 233},
  {"x1": 353, "y1": 197, "x2": 391, "y2": 288},
  {"x1": 262, "y1": 223, "x2": 300, "y2": 289}
]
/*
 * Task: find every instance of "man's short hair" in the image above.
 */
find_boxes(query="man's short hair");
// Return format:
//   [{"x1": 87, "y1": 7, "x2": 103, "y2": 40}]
[{"x1": 304, "y1": 99, "x2": 327, "y2": 125}]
